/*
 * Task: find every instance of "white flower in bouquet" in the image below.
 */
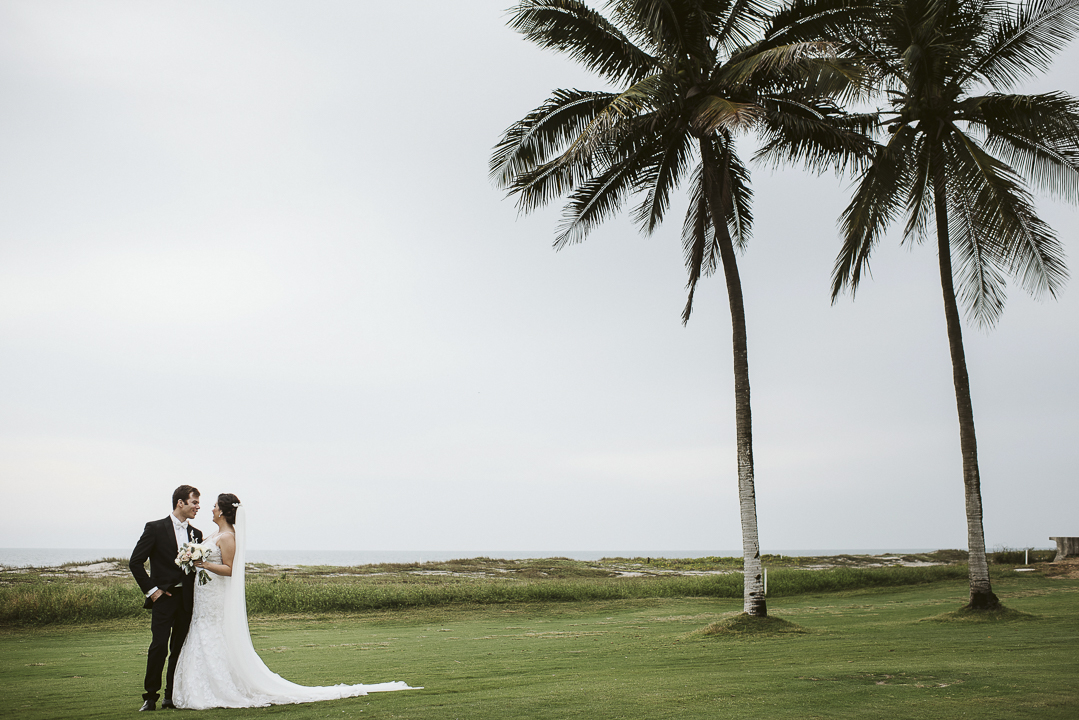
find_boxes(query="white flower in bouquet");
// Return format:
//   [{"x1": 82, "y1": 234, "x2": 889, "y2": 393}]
[{"x1": 175, "y1": 541, "x2": 213, "y2": 585}]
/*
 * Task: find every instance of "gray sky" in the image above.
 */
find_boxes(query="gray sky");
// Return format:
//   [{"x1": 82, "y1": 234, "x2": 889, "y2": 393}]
[{"x1": 1, "y1": 0, "x2": 1076, "y2": 554}]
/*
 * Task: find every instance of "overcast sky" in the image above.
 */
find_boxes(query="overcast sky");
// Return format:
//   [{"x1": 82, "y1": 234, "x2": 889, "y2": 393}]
[{"x1": 1, "y1": 0, "x2": 1076, "y2": 555}]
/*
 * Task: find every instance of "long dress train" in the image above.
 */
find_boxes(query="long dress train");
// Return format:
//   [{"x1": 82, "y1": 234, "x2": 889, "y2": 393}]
[{"x1": 173, "y1": 506, "x2": 418, "y2": 709}]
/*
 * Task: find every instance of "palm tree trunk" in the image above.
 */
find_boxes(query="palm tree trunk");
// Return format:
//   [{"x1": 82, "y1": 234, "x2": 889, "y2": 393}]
[
  {"x1": 703, "y1": 139, "x2": 765, "y2": 617},
  {"x1": 718, "y1": 233, "x2": 766, "y2": 617},
  {"x1": 931, "y1": 168, "x2": 1001, "y2": 611}
]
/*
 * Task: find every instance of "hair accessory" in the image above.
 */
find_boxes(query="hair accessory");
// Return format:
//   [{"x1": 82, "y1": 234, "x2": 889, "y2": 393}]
[{"x1": 233, "y1": 502, "x2": 241, "y2": 508}]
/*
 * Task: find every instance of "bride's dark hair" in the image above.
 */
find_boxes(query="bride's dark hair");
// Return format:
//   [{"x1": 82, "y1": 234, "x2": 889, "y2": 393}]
[{"x1": 218, "y1": 493, "x2": 241, "y2": 525}]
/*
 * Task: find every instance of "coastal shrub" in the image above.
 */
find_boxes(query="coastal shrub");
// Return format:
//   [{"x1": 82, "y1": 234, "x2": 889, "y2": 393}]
[
  {"x1": 0, "y1": 563, "x2": 982, "y2": 627},
  {"x1": 0, "y1": 579, "x2": 144, "y2": 625},
  {"x1": 763, "y1": 565, "x2": 967, "y2": 596},
  {"x1": 243, "y1": 574, "x2": 746, "y2": 614},
  {"x1": 990, "y1": 547, "x2": 1054, "y2": 564}
]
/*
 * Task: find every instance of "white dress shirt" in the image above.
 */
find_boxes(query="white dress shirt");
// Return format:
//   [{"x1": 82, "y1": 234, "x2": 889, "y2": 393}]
[
  {"x1": 145, "y1": 513, "x2": 192, "y2": 599},
  {"x1": 171, "y1": 513, "x2": 191, "y2": 552}
]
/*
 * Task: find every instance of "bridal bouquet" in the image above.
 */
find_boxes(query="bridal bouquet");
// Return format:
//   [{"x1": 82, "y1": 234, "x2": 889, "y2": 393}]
[{"x1": 175, "y1": 541, "x2": 213, "y2": 585}]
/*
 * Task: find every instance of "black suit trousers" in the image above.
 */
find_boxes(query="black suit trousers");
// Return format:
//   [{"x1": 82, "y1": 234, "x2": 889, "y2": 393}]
[{"x1": 143, "y1": 585, "x2": 191, "y2": 702}]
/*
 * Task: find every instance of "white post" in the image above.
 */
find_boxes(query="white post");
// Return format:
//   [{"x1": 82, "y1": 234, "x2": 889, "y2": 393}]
[
  {"x1": 1025, "y1": 548, "x2": 1029, "y2": 565},
  {"x1": 764, "y1": 567, "x2": 768, "y2": 596}
]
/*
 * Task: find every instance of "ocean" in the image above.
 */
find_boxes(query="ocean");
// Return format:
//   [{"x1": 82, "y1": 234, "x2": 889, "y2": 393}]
[{"x1": 0, "y1": 547, "x2": 940, "y2": 568}]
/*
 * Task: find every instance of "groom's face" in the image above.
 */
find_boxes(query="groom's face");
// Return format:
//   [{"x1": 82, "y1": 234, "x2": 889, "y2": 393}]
[{"x1": 175, "y1": 493, "x2": 200, "y2": 521}]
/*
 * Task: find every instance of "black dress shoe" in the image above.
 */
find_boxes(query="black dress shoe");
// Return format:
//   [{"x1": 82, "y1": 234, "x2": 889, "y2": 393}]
[
  {"x1": 161, "y1": 700, "x2": 176, "y2": 709},
  {"x1": 139, "y1": 700, "x2": 156, "y2": 711}
]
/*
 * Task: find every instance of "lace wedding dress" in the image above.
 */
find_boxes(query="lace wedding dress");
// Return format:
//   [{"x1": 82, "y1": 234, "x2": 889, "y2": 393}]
[{"x1": 173, "y1": 506, "x2": 418, "y2": 709}]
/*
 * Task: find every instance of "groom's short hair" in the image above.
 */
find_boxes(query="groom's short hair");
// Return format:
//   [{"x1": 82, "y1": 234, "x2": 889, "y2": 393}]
[{"x1": 173, "y1": 485, "x2": 200, "y2": 508}]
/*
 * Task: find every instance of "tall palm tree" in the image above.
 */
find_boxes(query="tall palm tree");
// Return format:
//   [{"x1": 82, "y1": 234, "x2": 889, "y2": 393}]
[
  {"x1": 828, "y1": 0, "x2": 1079, "y2": 609},
  {"x1": 491, "y1": 0, "x2": 868, "y2": 616}
]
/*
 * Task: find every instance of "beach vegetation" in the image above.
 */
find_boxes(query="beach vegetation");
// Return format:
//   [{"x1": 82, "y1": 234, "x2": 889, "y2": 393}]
[{"x1": 0, "y1": 556, "x2": 981, "y2": 627}]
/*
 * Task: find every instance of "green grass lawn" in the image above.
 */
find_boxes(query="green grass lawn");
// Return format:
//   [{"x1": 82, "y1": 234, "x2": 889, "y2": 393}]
[{"x1": 2, "y1": 573, "x2": 1076, "y2": 719}]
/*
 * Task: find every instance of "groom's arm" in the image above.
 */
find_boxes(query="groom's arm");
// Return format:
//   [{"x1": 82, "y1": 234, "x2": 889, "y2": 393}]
[{"x1": 129, "y1": 521, "x2": 159, "y2": 596}]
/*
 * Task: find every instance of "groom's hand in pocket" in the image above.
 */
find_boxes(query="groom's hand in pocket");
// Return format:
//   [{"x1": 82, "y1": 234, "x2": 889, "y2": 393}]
[{"x1": 150, "y1": 589, "x2": 172, "y2": 602}]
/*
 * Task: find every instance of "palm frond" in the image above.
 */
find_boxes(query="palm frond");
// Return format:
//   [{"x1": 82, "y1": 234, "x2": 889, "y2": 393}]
[
  {"x1": 754, "y1": 99, "x2": 877, "y2": 173},
  {"x1": 840, "y1": 26, "x2": 907, "y2": 90},
  {"x1": 632, "y1": 129, "x2": 695, "y2": 233},
  {"x1": 716, "y1": 133, "x2": 755, "y2": 251},
  {"x1": 690, "y1": 94, "x2": 765, "y2": 134},
  {"x1": 509, "y1": 0, "x2": 659, "y2": 83},
  {"x1": 609, "y1": 0, "x2": 690, "y2": 56},
  {"x1": 946, "y1": 130, "x2": 1069, "y2": 314},
  {"x1": 508, "y1": 150, "x2": 600, "y2": 213},
  {"x1": 680, "y1": 162, "x2": 717, "y2": 323},
  {"x1": 964, "y1": 0, "x2": 1079, "y2": 90},
  {"x1": 713, "y1": 0, "x2": 776, "y2": 55},
  {"x1": 491, "y1": 89, "x2": 617, "y2": 189},
  {"x1": 764, "y1": 0, "x2": 878, "y2": 45},
  {"x1": 563, "y1": 73, "x2": 678, "y2": 161},
  {"x1": 682, "y1": 132, "x2": 754, "y2": 322},
  {"x1": 945, "y1": 171, "x2": 1010, "y2": 326},
  {"x1": 900, "y1": 130, "x2": 932, "y2": 244},
  {"x1": 832, "y1": 127, "x2": 919, "y2": 299},
  {"x1": 784, "y1": 56, "x2": 875, "y2": 105},
  {"x1": 762, "y1": 0, "x2": 895, "y2": 90},
  {"x1": 553, "y1": 134, "x2": 656, "y2": 247},
  {"x1": 962, "y1": 92, "x2": 1079, "y2": 201},
  {"x1": 983, "y1": 131, "x2": 1079, "y2": 201},
  {"x1": 719, "y1": 41, "x2": 839, "y2": 88}
]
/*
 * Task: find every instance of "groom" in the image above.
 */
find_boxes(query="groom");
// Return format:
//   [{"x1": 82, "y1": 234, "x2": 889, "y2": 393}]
[{"x1": 129, "y1": 485, "x2": 203, "y2": 711}]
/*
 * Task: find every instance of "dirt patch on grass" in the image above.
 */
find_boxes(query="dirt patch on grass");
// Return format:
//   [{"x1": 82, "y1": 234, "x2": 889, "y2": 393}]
[
  {"x1": 1040, "y1": 559, "x2": 1079, "y2": 580},
  {"x1": 64, "y1": 562, "x2": 127, "y2": 577}
]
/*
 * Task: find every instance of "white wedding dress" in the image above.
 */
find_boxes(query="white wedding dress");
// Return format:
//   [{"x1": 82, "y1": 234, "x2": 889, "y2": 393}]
[{"x1": 173, "y1": 506, "x2": 418, "y2": 709}]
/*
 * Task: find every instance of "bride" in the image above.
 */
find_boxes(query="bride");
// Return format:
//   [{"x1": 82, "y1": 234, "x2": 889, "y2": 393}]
[{"x1": 173, "y1": 493, "x2": 419, "y2": 709}]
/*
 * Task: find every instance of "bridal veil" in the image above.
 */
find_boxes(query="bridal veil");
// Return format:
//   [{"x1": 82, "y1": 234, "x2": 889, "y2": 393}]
[{"x1": 217, "y1": 504, "x2": 418, "y2": 703}]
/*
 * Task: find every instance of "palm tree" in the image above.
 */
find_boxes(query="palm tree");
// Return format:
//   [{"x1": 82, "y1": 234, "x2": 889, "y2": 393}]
[
  {"x1": 491, "y1": 0, "x2": 868, "y2": 616},
  {"x1": 828, "y1": 0, "x2": 1079, "y2": 609}
]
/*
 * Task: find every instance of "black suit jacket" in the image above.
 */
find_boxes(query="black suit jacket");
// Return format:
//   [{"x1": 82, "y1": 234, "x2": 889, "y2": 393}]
[{"x1": 129, "y1": 516, "x2": 204, "y2": 611}]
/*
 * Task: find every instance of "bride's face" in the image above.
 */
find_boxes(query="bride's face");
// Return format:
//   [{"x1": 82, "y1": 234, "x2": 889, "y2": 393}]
[{"x1": 212, "y1": 502, "x2": 221, "y2": 520}]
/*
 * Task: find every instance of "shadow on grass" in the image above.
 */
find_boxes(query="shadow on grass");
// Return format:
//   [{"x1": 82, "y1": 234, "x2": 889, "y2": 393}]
[
  {"x1": 923, "y1": 606, "x2": 1039, "y2": 623},
  {"x1": 692, "y1": 612, "x2": 810, "y2": 638}
]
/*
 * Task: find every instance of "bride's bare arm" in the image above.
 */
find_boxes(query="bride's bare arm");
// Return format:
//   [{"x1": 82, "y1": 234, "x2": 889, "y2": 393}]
[{"x1": 196, "y1": 533, "x2": 235, "y2": 577}]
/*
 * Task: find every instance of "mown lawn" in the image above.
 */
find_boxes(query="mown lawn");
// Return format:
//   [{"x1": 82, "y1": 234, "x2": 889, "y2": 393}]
[{"x1": 2, "y1": 573, "x2": 1076, "y2": 719}]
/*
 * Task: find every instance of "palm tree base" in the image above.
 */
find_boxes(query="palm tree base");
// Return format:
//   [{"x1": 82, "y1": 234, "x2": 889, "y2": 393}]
[
  {"x1": 744, "y1": 597, "x2": 767, "y2": 617},
  {"x1": 963, "y1": 590, "x2": 1003, "y2": 611}
]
